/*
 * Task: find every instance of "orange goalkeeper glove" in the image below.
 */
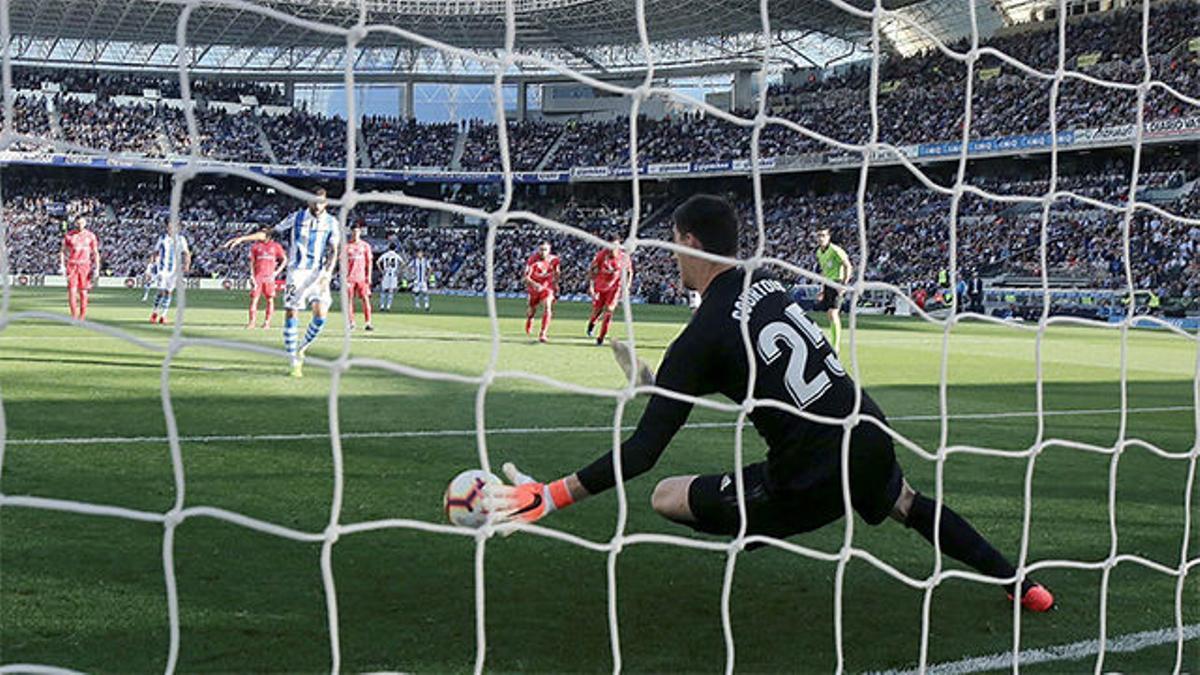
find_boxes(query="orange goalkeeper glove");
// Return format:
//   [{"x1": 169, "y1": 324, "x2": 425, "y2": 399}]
[{"x1": 488, "y1": 462, "x2": 574, "y2": 525}]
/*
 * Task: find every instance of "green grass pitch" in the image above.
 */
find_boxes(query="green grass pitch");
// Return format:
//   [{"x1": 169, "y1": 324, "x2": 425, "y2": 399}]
[{"x1": 1, "y1": 287, "x2": 1197, "y2": 673}]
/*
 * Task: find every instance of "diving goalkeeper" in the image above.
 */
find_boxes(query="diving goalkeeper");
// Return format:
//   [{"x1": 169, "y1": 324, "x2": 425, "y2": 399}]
[{"x1": 490, "y1": 194, "x2": 1054, "y2": 613}]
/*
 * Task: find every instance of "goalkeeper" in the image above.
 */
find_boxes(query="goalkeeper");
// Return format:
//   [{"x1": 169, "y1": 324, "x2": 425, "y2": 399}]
[{"x1": 491, "y1": 194, "x2": 1054, "y2": 613}]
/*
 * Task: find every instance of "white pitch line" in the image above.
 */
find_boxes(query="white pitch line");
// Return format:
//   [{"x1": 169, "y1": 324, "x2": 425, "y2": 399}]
[
  {"x1": 4, "y1": 405, "x2": 1191, "y2": 447},
  {"x1": 875, "y1": 622, "x2": 1200, "y2": 675}
]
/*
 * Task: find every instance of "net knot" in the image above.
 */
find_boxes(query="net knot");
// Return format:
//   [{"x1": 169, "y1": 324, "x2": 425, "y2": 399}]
[
  {"x1": 478, "y1": 522, "x2": 498, "y2": 541},
  {"x1": 338, "y1": 189, "x2": 360, "y2": 211},
  {"x1": 740, "y1": 396, "x2": 757, "y2": 415},
  {"x1": 324, "y1": 524, "x2": 341, "y2": 544},
  {"x1": 608, "y1": 535, "x2": 624, "y2": 556},
  {"x1": 163, "y1": 509, "x2": 184, "y2": 528},
  {"x1": 925, "y1": 570, "x2": 944, "y2": 590},
  {"x1": 346, "y1": 25, "x2": 368, "y2": 45}
]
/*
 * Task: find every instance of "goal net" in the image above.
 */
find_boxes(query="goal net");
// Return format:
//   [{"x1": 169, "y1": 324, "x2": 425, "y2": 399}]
[{"x1": 0, "y1": 0, "x2": 1197, "y2": 672}]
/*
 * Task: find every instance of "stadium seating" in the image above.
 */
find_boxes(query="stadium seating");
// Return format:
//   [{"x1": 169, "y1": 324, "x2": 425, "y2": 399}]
[
  {"x1": 3, "y1": 3, "x2": 1197, "y2": 312},
  {"x1": 5, "y1": 156, "x2": 1197, "y2": 312},
  {"x1": 1, "y1": 2, "x2": 1194, "y2": 170}
]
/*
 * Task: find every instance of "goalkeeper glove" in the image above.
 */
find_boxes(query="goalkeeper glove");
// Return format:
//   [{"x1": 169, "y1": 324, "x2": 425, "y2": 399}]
[{"x1": 488, "y1": 462, "x2": 574, "y2": 525}]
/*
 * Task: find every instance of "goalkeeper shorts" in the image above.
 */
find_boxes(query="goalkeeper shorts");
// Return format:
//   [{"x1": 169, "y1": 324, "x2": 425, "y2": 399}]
[{"x1": 686, "y1": 443, "x2": 902, "y2": 541}]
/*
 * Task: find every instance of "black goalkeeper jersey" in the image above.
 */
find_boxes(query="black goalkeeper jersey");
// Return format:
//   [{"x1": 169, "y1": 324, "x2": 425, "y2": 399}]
[{"x1": 576, "y1": 267, "x2": 888, "y2": 495}]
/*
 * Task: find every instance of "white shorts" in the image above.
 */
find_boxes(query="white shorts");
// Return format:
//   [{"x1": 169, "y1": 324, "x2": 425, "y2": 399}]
[
  {"x1": 153, "y1": 271, "x2": 178, "y2": 292},
  {"x1": 412, "y1": 280, "x2": 429, "y2": 293},
  {"x1": 381, "y1": 273, "x2": 399, "y2": 292},
  {"x1": 284, "y1": 268, "x2": 332, "y2": 311}
]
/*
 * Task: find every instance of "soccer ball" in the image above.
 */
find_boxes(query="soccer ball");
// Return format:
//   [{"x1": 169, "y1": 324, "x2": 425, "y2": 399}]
[{"x1": 443, "y1": 469, "x2": 500, "y2": 528}]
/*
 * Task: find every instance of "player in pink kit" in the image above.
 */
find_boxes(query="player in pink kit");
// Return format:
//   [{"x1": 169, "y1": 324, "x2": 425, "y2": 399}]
[
  {"x1": 524, "y1": 241, "x2": 560, "y2": 343},
  {"x1": 587, "y1": 234, "x2": 631, "y2": 346},
  {"x1": 59, "y1": 216, "x2": 100, "y2": 321},
  {"x1": 344, "y1": 223, "x2": 374, "y2": 331},
  {"x1": 247, "y1": 231, "x2": 287, "y2": 329}
]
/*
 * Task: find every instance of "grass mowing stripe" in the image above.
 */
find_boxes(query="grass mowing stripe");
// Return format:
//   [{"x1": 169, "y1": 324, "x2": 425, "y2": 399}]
[
  {"x1": 875, "y1": 623, "x2": 1200, "y2": 675},
  {"x1": 6, "y1": 405, "x2": 1192, "y2": 446}
]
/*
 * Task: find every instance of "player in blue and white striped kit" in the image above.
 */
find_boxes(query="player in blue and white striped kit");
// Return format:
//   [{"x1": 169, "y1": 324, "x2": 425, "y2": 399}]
[
  {"x1": 224, "y1": 188, "x2": 341, "y2": 377},
  {"x1": 411, "y1": 249, "x2": 433, "y2": 312},
  {"x1": 375, "y1": 243, "x2": 403, "y2": 311},
  {"x1": 148, "y1": 229, "x2": 191, "y2": 325}
]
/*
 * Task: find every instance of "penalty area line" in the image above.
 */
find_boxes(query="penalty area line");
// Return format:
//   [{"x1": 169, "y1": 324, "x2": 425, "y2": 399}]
[
  {"x1": 5, "y1": 405, "x2": 1192, "y2": 447},
  {"x1": 874, "y1": 622, "x2": 1200, "y2": 675}
]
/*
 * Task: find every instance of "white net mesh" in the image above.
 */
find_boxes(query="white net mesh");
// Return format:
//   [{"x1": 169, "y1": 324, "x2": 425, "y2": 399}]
[{"x1": 0, "y1": 0, "x2": 1198, "y2": 672}]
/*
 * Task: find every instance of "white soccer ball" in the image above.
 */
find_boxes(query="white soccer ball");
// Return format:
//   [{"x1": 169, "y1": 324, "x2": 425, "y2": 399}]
[{"x1": 443, "y1": 469, "x2": 500, "y2": 528}]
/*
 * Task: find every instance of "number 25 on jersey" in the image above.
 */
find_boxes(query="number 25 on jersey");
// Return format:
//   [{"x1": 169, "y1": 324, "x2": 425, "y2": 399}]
[{"x1": 757, "y1": 304, "x2": 846, "y2": 408}]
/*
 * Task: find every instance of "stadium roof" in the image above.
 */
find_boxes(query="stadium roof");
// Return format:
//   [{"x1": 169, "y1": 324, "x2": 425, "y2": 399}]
[{"x1": 6, "y1": 0, "x2": 1046, "y2": 75}]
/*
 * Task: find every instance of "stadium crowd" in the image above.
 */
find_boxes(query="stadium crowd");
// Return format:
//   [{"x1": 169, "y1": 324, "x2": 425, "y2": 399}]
[
  {"x1": 5, "y1": 152, "x2": 1197, "y2": 313},
  {"x1": 3, "y1": 3, "x2": 1197, "y2": 315},
  {"x1": 362, "y1": 117, "x2": 459, "y2": 169},
  {"x1": 1, "y1": 2, "x2": 1194, "y2": 170},
  {"x1": 459, "y1": 119, "x2": 564, "y2": 171},
  {"x1": 12, "y1": 67, "x2": 288, "y2": 105}
]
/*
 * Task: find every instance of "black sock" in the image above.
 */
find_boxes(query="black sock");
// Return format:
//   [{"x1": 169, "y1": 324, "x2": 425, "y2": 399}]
[{"x1": 906, "y1": 493, "x2": 1028, "y2": 595}]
